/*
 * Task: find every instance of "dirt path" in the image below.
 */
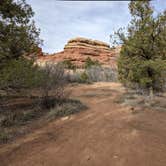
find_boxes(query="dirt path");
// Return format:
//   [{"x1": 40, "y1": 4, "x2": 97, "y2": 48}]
[{"x1": 1, "y1": 82, "x2": 166, "y2": 166}]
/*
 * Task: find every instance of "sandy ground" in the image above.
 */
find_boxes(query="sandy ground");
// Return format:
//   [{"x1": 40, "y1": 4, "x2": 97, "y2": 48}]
[{"x1": 1, "y1": 82, "x2": 166, "y2": 166}]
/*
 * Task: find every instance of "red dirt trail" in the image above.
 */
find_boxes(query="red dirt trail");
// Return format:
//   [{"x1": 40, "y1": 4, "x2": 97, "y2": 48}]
[{"x1": 1, "y1": 83, "x2": 166, "y2": 166}]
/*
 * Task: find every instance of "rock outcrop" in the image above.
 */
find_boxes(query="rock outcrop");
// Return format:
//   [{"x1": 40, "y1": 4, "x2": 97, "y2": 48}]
[{"x1": 36, "y1": 37, "x2": 121, "y2": 69}]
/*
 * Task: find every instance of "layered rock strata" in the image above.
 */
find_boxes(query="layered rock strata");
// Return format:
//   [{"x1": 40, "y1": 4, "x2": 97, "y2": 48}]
[{"x1": 36, "y1": 37, "x2": 120, "y2": 69}]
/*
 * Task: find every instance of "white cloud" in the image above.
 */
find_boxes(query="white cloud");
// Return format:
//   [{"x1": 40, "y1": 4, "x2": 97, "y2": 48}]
[{"x1": 26, "y1": 0, "x2": 165, "y2": 53}]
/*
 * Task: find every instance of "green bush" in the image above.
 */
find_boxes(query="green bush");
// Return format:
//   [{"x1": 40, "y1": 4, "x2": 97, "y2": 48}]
[
  {"x1": 84, "y1": 57, "x2": 101, "y2": 69},
  {"x1": 0, "y1": 109, "x2": 42, "y2": 127},
  {"x1": 62, "y1": 59, "x2": 76, "y2": 70},
  {"x1": 0, "y1": 131, "x2": 9, "y2": 143},
  {"x1": 1, "y1": 112, "x2": 22, "y2": 127},
  {"x1": 80, "y1": 72, "x2": 89, "y2": 83},
  {"x1": 0, "y1": 57, "x2": 42, "y2": 92}
]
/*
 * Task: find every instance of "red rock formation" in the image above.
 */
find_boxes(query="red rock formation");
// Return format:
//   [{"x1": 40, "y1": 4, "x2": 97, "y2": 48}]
[{"x1": 36, "y1": 37, "x2": 120, "y2": 69}]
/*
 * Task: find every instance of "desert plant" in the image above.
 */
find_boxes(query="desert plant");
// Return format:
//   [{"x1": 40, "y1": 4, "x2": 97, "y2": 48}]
[
  {"x1": 65, "y1": 66, "x2": 118, "y2": 83},
  {"x1": 39, "y1": 63, "x2": 67, "y2": 108},
  {"x1": 84, "y1": 57, "x2": 101, "y2": 69},
  {"x1": 0, "y1": 57, "x2": 42, "y2": 95},
  {"x1": 0, "y1": 108, "x2": 44, "y2": 127},
  {"x1": 0, "y1": 131, "x2": 9, "y2": 143},
  {"x1": 103, "y1": 67, "x2": 118, "y2": 82},
  {"x1": 86, "y1": 66, "x2": 118, "y2": 82},
  {"x1": 65, "y1": 71, "x2": 82, "y2": 83},
  {"x1": 80, "y1": 72, "x2": 89, "y2": 83},
  {"x1": 48, "y1": 99, "x2": 87, "y2": 118},
  {"x1": 86, "y1": 66, "x2": 103, "y2": 82},
  {"x1": 62, "y1": 59, "x2": 76, "y2": 70},
  {"x1": 1, "y1": 112, "x2": 24, "y2": 127}
]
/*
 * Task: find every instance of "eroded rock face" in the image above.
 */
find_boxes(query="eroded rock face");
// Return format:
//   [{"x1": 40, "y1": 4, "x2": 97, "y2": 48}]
[
  {"x1": 65, "y1": 37, "x2": 111, "y2": 51},
  {"x1": 36, "y1": 37, "x2": 120, "y2": 68}
]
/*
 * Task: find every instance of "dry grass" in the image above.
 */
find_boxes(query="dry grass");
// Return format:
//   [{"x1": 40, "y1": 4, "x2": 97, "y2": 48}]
[
  {"x1": 115, "y1": 90, "x2": 166, "y2": 111},
  {"x1": 0, "y1": 95, "x2": 87, "y2": 144}
]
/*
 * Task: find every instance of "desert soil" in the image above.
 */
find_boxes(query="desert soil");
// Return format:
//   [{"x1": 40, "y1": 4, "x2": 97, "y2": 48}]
[{"x1": 1, "y1": 82, "x2": 166, "y2": 166}]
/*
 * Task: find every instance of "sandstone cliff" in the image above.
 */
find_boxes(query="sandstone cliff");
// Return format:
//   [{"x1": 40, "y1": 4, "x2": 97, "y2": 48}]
[{"x1": 36, "y1": 37, "x2": 120, "y2": 69}]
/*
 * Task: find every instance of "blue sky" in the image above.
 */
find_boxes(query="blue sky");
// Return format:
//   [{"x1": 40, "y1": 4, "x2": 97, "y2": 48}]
[{"x1": 26, "y1": 0, "x2": 166, "y2": 53}]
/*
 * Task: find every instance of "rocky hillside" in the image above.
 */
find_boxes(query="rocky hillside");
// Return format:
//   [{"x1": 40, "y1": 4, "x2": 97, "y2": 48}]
[{"x1": 36, "y1": 37, "x2": 121, "y2": 68}]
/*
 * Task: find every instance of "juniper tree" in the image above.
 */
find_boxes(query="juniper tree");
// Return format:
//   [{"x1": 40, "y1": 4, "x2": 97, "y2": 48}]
[
  {"x1": 0, "y1": 0, "x2": 42, "y2": 92},
  {"x1": 115, "y1": 1, "x2": 166, "y2": 95},
  {"x1": 0, "y1": 0, "x2": 41, "y2": 68}
]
